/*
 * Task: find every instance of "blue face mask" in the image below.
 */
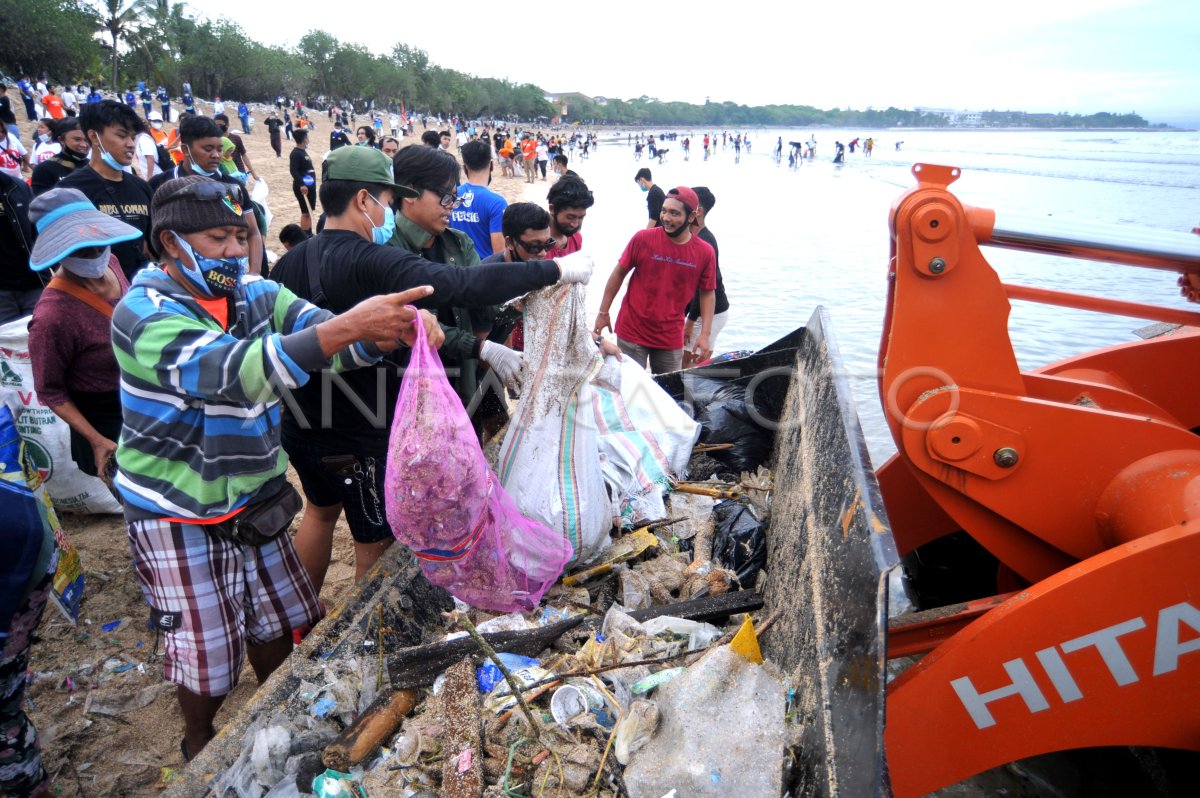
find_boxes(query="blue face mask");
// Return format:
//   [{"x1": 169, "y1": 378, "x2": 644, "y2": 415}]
[
  {"x1": 172, "y1": 233, "x2": 246, "y2": 297},
  {"x1": 184, "y1": 147, "x2": 217, "y2": 177},
  {"x1": 363, "y1": 194, "x2": 395, "y2": 246},
  {"x1": 94, "y1": 136, "x2": 127, "y2": 173}
]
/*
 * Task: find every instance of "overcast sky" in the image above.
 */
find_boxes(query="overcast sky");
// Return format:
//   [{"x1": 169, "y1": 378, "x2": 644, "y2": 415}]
[{"x1": 193, "y1": 0, "x2": 1198, "y2": 126}]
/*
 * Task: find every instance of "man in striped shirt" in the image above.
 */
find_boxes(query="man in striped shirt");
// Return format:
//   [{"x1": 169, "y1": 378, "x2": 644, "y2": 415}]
[{"x1": 111, "y1": 176, "x2": 442, "y2": 761}]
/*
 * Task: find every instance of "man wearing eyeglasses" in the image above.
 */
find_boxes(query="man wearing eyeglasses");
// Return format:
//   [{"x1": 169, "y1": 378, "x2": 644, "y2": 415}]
[
  {"x1": 270, "y1": 146, "x2": 592, "y2": 594},
  {"x1": 388, "y1": 145, "x2": 532, "y2": 405}
]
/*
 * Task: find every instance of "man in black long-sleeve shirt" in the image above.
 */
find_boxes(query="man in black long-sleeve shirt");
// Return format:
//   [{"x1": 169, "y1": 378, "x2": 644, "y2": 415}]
[{"x1": 270, "y1": 146, "x2": 593, "y2": 593}]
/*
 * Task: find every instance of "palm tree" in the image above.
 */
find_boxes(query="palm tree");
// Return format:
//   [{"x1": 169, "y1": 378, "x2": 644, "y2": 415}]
[
  {"x1": 125, "y1": 1, "x2": 180, "y2": 87},
  {"x1": 96, "y1": 0, "x2": 153, "y2": 91}
]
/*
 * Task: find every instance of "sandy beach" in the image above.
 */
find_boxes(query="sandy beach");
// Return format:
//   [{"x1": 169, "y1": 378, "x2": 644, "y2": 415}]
[{"x1": 11, "y1": 105, "x2": 560, "y2": 795}]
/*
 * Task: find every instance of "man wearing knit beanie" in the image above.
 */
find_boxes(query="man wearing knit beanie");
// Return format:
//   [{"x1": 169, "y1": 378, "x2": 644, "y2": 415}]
[{"x1": 111, "y1": 175, "x2": 445, "y2": 762}]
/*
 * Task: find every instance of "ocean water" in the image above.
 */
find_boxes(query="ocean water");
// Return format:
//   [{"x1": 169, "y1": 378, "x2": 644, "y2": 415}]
[{"x1": 565, "y1": 128, "x2": 1200, "y2": 463}]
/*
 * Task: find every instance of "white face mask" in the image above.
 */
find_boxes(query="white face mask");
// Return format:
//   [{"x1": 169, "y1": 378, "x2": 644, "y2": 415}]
[{"x1": 61, "y1": 247, "x2": 111, "y2": 279}]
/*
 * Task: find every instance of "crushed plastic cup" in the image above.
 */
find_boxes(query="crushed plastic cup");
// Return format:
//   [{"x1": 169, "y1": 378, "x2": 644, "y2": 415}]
[{"x1": 550, "y1": 682, "x2": 615, "y2": 729}]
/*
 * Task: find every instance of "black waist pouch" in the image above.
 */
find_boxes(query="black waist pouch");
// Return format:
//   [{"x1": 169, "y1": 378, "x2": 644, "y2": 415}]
[{"x1": 208, "y1": 483, "x2": 303, "y2": 546}]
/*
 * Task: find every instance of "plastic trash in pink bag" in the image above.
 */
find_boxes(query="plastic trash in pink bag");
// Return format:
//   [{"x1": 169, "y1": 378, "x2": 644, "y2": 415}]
[{"x1": 384, "y1": 309, "x2": 573, "y2": 611}]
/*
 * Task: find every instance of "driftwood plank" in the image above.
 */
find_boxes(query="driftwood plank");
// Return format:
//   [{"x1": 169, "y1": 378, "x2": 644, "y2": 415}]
[{"x1": 388, "y1": 591, "x2": 764, "y2": 688}]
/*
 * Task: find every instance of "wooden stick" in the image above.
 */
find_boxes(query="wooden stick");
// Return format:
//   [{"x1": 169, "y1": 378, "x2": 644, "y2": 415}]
[
  {"x1": 691, "y1": 443, "x2": 735, "y2": 452},
  {"x1": 671, "y1": 481, "x2": 744, "y2": 500}
]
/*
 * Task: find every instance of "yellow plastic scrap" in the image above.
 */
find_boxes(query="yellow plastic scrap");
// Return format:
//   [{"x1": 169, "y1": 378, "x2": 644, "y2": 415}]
[
  {"x1": 563, "y1": 528, "x2": 659, "y2": 586},
  {"x1": 729, "y1": 616, "x2": 763, "y2": 664}
]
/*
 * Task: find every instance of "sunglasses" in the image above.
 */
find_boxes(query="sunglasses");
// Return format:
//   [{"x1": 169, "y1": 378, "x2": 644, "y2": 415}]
[
  {"x1": 168, "y1": 180, "x2": 242, "y2": 204},
  {"x1": 425, "y1": 187, "x2": 463, "y2": 209},
  {"x1": 515, "y1": 238, "x2": 555, "y2": 255}
]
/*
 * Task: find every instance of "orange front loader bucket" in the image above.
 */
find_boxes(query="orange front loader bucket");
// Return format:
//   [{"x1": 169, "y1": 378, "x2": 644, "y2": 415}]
[{"x1": 879, "y1": 164, "x2": 1200, "y2": 795}]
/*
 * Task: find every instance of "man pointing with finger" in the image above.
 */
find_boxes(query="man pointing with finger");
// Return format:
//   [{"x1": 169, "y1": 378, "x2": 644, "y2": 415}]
[
  {"x1": 594, "y1": 186, "x2": 716, "y2": 374},
  {"x1": 270, "y1": 145, "x2": 593, "y2": 596},
  {"x1": 112, "y1": 175, "x2": 443, "y2": 763}
]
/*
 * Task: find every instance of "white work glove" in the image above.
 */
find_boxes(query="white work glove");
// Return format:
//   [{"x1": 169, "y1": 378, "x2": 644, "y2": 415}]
[
  {"x1": 555, "y1": 251, "x2": 594, "y2": 284},
  {"x1": 480, "y1": 340, "x2": 524, "y2": 388}
]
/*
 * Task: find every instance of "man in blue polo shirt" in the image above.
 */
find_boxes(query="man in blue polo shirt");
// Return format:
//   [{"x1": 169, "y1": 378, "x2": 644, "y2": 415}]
[{"x1": 450, "y1": 139, "x2": 507, "y2": 258}]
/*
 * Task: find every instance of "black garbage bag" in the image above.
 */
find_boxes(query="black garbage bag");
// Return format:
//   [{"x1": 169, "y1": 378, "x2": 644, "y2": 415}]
[
  {"x1": 681, "y1": 374, "x2": 774, "y2": 474},
  {"x1": 700, "y1": 401, "x2": 773, "y2": 475},
  {"x1": 712, "y1": 499, "x2": 767, "y2": 589}
]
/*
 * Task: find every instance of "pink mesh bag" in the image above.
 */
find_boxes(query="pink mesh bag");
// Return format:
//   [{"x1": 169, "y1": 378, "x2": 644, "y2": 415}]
[{"x1": 384, "y1": 311, "x2": 573, "y2": 611}]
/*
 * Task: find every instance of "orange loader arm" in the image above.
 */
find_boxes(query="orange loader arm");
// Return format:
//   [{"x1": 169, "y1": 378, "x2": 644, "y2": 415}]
[{"x1": 878, "y1": 164, "x2": 1200, "y2": 796}]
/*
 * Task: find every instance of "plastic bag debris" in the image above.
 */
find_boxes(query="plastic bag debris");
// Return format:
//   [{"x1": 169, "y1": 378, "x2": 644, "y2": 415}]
[
  {"x1": 712, "y1": 499, "x2": 767, "y2": 589},
  {"x1": 312, "y1": 769, "x2": 366, "y2": 798},
  {"x1": 624, "y1": 646, "x2": 788, "y2": 797},
  {"x1": 474, "y1": 613, "x2": 529, "y2": 634},
  {"x1": 614, "y1": 698, "x2": 660, "y2": 764},
  {"x1": 476, "y1": 653, "x2": 540, "y2": 693},
  {"x1": 498, "y1": 284, "x2": 611, "y2": 565},
  {"x1": 681, "y1": 374, "x2": 775, "y2": 475},
  {"x1": 385, "y1": 313, "x2": 572, "y2": 612},
  {"x1": 667, "y1": 490, "x2": 717, "y2": 561},
  {"x1": 619, "y1": 567, "x2": 653, "y2": 610},
  {"x1": 482, "y1": 663, "x2": 553, "y2": 714},
  {"x1": 639, "y1": 616, "x2": 723, "y2": 651},
  {"x1": 251, "y1": 725, "x2": 292, "y2": 788}
]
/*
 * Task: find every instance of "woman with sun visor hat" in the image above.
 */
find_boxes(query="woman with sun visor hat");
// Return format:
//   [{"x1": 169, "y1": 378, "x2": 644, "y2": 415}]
[
  {"x1": 110, "y1": 174, "x2": 441, "y2": 762},
  {"x1": 27, "y1": 187, "x2": 140, "y2": 481}
]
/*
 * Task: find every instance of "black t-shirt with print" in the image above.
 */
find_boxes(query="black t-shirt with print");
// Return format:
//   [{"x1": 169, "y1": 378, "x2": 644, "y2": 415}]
[{"x1": 57, "y1": 166, "x2": 153, "y2": 281}]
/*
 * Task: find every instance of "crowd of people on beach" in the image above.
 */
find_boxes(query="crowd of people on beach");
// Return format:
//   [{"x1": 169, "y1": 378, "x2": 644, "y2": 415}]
[{"x1": 0, "y1": 73, "x2": 735, "y2": 794}]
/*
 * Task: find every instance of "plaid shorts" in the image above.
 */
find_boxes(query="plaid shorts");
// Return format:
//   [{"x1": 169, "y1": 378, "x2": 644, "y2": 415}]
[{"x1": 128, "y1": 518, "x2": 322, "y2": 696}]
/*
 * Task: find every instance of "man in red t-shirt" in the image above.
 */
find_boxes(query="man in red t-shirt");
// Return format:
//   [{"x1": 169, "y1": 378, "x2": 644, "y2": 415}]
[{"x1": 594, "y1": 186, "x2": 715, "y2": 374}]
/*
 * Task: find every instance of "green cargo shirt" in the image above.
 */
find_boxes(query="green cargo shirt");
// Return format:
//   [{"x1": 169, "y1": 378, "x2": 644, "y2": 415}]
[{"x1": 388, "y1": 211, "x2": 496, "y2": 403}]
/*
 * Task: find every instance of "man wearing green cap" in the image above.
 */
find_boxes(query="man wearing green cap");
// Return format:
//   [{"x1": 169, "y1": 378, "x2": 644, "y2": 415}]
[
  {"x1": 112, "y1": 175, "x2": 444, "y2": 761},
  {"x1": 271, "y1": 145, "x2": 594, "y2": 593}
]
